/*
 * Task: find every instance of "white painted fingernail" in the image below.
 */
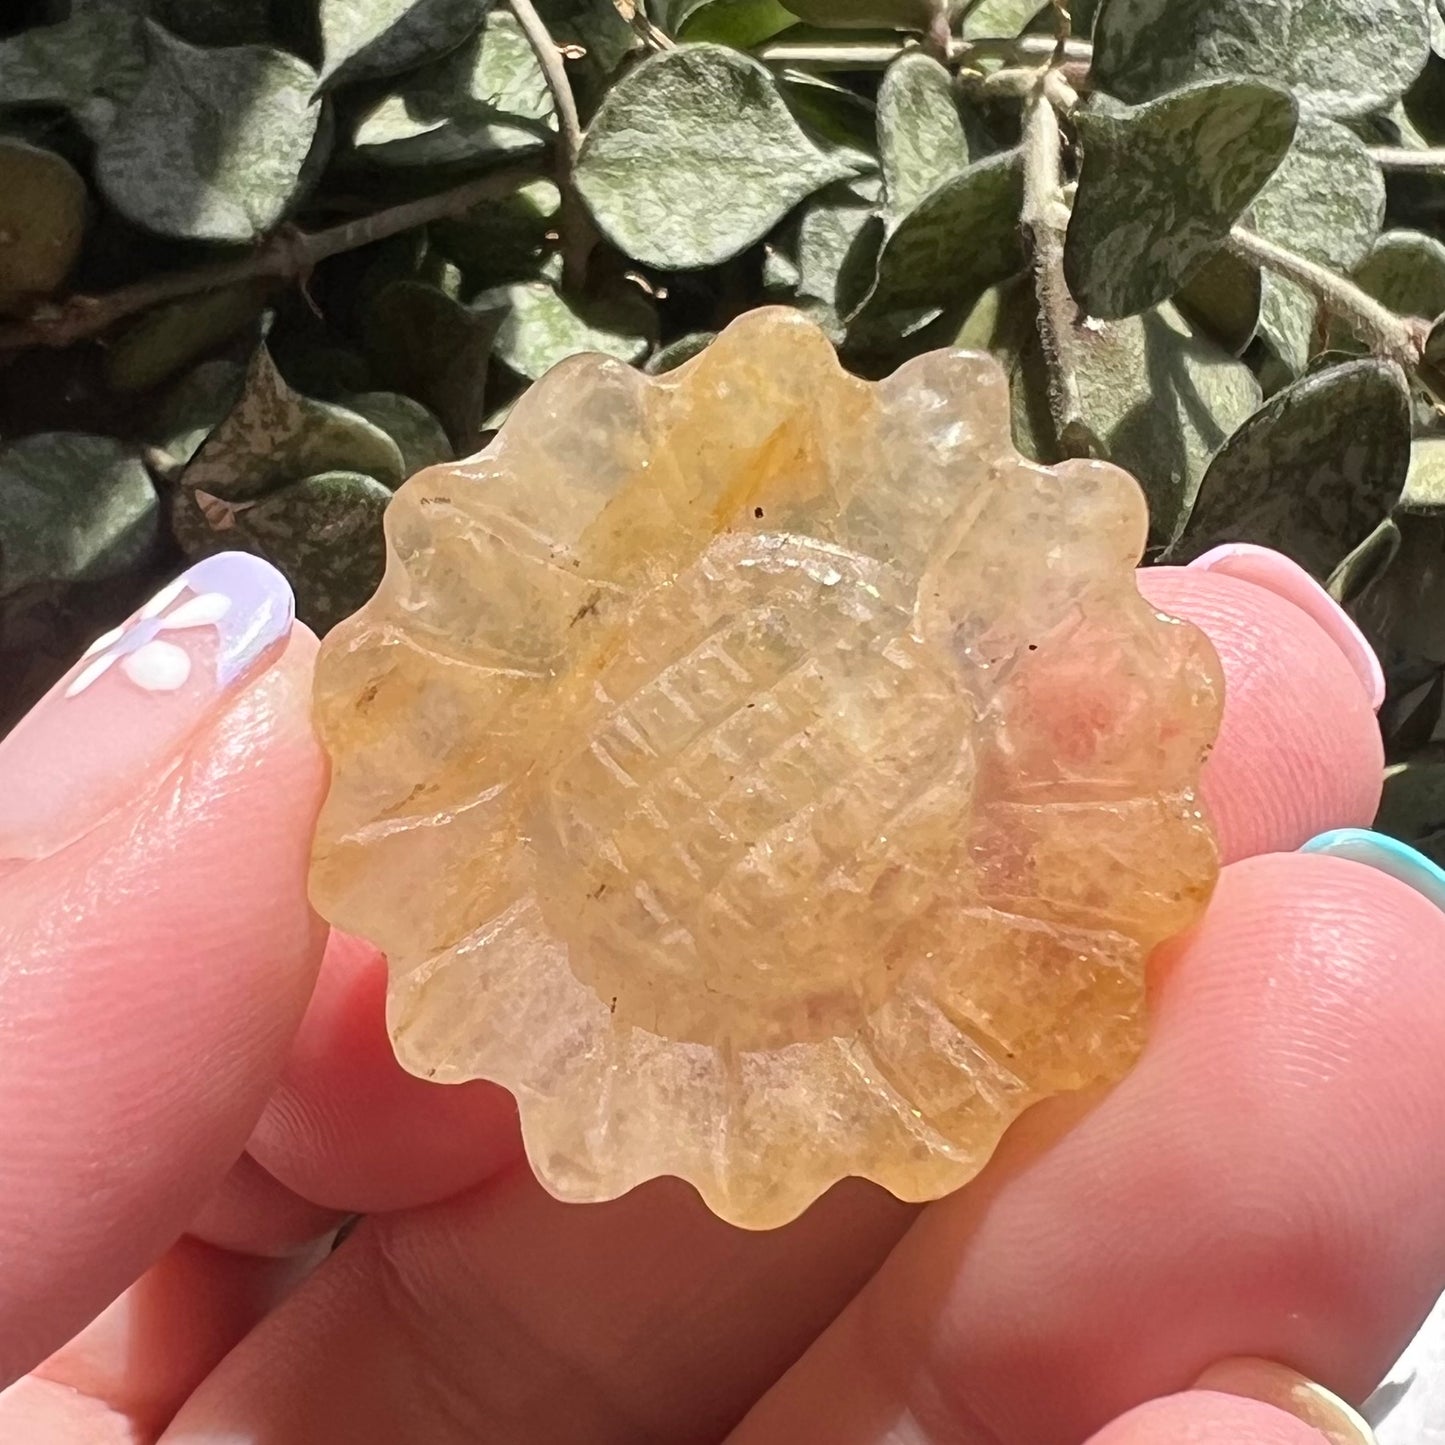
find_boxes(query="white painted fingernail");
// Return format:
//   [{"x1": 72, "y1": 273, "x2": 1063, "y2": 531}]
[{"x1": 0, "y1": 552, "x2": 294, "y2": 863}]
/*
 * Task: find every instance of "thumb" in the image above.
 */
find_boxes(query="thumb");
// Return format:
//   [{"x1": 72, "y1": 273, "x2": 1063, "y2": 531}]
[
  {"x1": 0, "y1": 555, "x2": 327, "y2": 1386},
  {"x1": 1087, "y1": 1392, "x2": 1341, "y2": 1445}
]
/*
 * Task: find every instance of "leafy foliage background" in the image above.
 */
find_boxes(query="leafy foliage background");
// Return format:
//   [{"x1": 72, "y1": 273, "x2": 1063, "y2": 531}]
[{"x1": 2, "y1": 0, "x2": 1445, "y2": 855}]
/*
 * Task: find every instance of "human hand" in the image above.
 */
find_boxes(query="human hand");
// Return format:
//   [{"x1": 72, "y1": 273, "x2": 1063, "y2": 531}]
[{"x1": 0, "y1": 546, "x2": 1440, "y2": 1444}]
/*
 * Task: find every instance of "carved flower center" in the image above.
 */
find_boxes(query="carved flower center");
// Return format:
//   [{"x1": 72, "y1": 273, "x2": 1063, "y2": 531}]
[{"x1": 532, "y1": 532, "x2": 972, "y2": 1050}]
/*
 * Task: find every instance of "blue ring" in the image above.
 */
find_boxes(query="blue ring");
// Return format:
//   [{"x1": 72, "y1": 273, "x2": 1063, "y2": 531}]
[{"x1": 1298, "y1": 827, "x2": 1445, "y2": 911}]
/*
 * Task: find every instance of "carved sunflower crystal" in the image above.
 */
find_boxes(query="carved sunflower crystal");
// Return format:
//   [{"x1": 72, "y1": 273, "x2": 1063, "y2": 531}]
[{"x1": 309, "y1": 308, "x2": 1223, "y2": 1229}]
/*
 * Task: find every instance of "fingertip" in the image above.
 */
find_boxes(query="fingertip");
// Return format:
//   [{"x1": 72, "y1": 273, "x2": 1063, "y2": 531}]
[
  {"x1": 29, "y1": 1236, "x2": 322, "y2": 1437},
  {"x1": 1188, "y1": 544, "x2": 1385, "y2": 713},
  {"x1": 826, "y1": 846, "x2": 1445, "y2": 1443},
  {"x1": 1086, "y1": 1392, "x2": 1338, "y2": 1445},
  {"x1": 1139, "y1": 567, "x2": 1382, "y2": 861},
  {"x1": 187, "y1": 1153, "x2": 346, "y2": 1259},
  {"x1": 247, "y1": 931, "x2": 523, "y2": 1213},
  {"x1": 0, "y1": 600, "x2": 328, "y2": 1383},
  {"x1": 1136, "y1": 849, "x2": 1445, "y2": 1398},
  {"x1": 1299, "y1": 828, "x2": 1445, "y2": 913}
]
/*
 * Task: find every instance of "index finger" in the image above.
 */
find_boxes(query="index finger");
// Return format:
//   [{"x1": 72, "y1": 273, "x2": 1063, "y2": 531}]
[{"x1": 0, "y1": 558, "x2": 328, "y2": 1386}]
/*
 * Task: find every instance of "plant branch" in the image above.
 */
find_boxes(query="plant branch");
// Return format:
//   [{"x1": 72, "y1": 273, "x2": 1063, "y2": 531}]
[
  {"x1": 509, "y1": 0, "x2": 595, "y2": 288},
  {"x1": 1022, "y1": 87, "x2": 1091, "y2": 457},
  {"x1": 0, "y1": 164, "x2": 543, "y2": 352},
  {"x1": 1368, "y1": 146, "x2": 1445, "y2": 173},
  {"x1": 922, "y1": 1, "x2": 953, "y2": 62},
  {"x1": 754, "y1": 37, "x2": 915, "y2": 68},
  {"x1": 1224, "y1": 226, "x2": 1426, "y2": 371},
  {"x1": 1047, "y1": 0, "x2": 1071, "y2": 65},
  {"x1": 957, "y1": 33, "x2": 1091, "y2": 65},
  {"x1": 608, "y1": 0, "x2": 674, "y2": 49},
  {"x1": 753, "y1": 34, "x2": 1091, "y2": 70},
  {"x1": 510, "y1": 0, "x2": 583, "y2": 169}
]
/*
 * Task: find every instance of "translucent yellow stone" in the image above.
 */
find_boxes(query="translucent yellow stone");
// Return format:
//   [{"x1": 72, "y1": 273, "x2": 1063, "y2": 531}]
[{"x1": 309, "y1": 307, "x2": 1223, "y2": 1229}]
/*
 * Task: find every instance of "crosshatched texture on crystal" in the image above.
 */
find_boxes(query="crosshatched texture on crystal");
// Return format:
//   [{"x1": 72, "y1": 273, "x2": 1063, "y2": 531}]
[{"x1": 309, "y1": 307, "x2": 1223, "y2": 1229}]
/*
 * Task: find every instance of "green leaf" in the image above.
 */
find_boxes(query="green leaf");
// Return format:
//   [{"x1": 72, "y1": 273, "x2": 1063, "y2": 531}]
[
  {"x1": 1012, "y1": 301, "x2": 1261, "y2": 544},
  {"x1": 851, "y1": 148, "x2": 1024, "y2": 321},
  {"x1": 1376, "y1": 759, "x2": 1445, "y2": 867},
  {"x1": 1327, "y1": 515, "x2": 1400, "y2": 607},
  {"x1": 961, "y1": 0, "x2": 1045, "y2": 38},
  {"x1": 430, "y1": 179, "x2": 561, "y2": 288},
  {"x1": 1422, "y1": 312, "x2": 1445, "y2": 406},
  {"x1": 574, "y1": 43, "x2": 852, "y2": 270},
  {"x1": 318, "y1": 0, "x2": 482, "y2": 89},
  {"x1": 877, "y1": 52, "x2": 971, "y2": 221},
  {"x1": 1401, "y1": 437, "x2": 1445, "y2": 514},
  {"x1": 782, "y1": 0, "x2": 937, "y2": 27},
  {"x1": 645, "y1": 331, "x2": 717, "y2": 373},
  {"x1": 778, "y1": 72, "x2": 880, "y2": 178},
  {"x1": 1382, "y1": 667, "x2": 1445, "y2": 757},
  {"x1": 147, "y1": 359, "x2": 248, "y2": 470},
  {"x1": 362, "y1": 279, "x2": 501, "y2": 451},
  {"x1": 763, "y1": 238, "x2": 802, "y2": 295},
  {"x1": 271, "y1": 343, "x2": 375, "y2": 401},
  {"x1": 352, "y1": 12, "x2": 555, "y2": 167},
  {"x1": 1255, "y1": 275, "x2": 1317, "y2": 387},
  {"x1": 1064, "y1": 80, "x2": 1296, "y2": 319},
  {"x1": 794, "y1": 184, "x2": 882, "y2": 316},
  {"x1": 1093, "y1": 0, "x2": 1429, "y2": 119},
  {"x1": 484, "y1": 279, "x2": 656, "y2": 380},
  {"x1": 658, "y1": 0, "x2": 713, "y2": 27},
  {"x1": 1404, "y1": 46, "x2": 1445, "y2": 144},
  {"x1": 103, "y1": 282, "x2": 271, "y2": 394},
  {"x1": 0, "y1": 434, "x2": 158, "y2": 596},
  {"x1": 339, "y1": 392, "x2": 454, "y2": 476},
  {"x1": 535, "y1": 0, "x2": 638, "y2": 83},
  {"x1": 1351, "y1": 510, "x2": 1445, "y2": 663},
  {"x1": 1248, "y1": 116, "x2": 1383, "y2": 273},
  {"x1": 1351, "y1": 230, "x2": 1445, "y2": 322},
  {"x1": 667, "y1": 0, "x2": 798, "y2": 47},
  {"x1": 1330, "y1": 232, "x2": 1445, "y2": 381},
  {"x1": 954, "y1": 271, "x2": 1035, "y2": 367},
  {"x1": 765, "y1": 179, "x2": 881, "y2": 332},
  {"x1": 0, "y1": 140, "x2": 87, "y2": 316},
  {"x1": 1172, "y1": 359, "x2": 1411, "y2": 574},
  {"x1": 1070, "y1": 0, "x2": 1106, "y2": 37},
  {"x1": 1247, "y1": 121, "x2": 1378, "y2": 382},
  {"x1": 0, "y1": 8, "x2": 147, "y2": 140},
  {"x1": 96, "y1": 23, "x2": 321, "y2": 244},
  {"x1": 1174, "y1": 246, "x2": 1261, "y2": 355},
  {"x1": 480, "y1": 387, "x2": 523, "y2": 434},
  {"x1": 183, "y1": 344, "x2": 405, "y2": 503},
  {"x1": 208, "y1": 472, "x2": 392, "y2": 634}
]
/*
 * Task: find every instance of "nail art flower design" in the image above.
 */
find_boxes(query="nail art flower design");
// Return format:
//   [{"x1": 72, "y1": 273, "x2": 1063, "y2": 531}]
[{"x1": 66, "y1": 552, "x2": 295, "y2": 699}]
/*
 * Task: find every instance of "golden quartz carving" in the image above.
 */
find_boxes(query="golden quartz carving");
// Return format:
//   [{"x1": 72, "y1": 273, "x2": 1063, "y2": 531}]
[{"x1": 310, "y1": 307, "x2": 1222, "y2": 1228}]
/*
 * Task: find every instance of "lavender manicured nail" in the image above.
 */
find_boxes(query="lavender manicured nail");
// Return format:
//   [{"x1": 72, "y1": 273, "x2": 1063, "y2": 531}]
[
  {"x1": 66, "y1": 552, "x2": 295, "y2": 699},
  {"x1": 0, "y1": 553, "x2": 295, "y2": 863}
]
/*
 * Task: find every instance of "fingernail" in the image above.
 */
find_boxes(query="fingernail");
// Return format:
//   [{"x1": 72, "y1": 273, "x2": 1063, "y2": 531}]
[
  {"x1": 1299, "y1": 828, "x2": 1445, "y2": 912},
  {"x1": 1189, "y1": 543, "x2": 1385, "y2": 712},
  {"x1": 1193, "y1": 1358, "x2": 1376, "y2": 1444},
  {"x1": 0, "y1": 553, "x2": 294, "y2": 863}
]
